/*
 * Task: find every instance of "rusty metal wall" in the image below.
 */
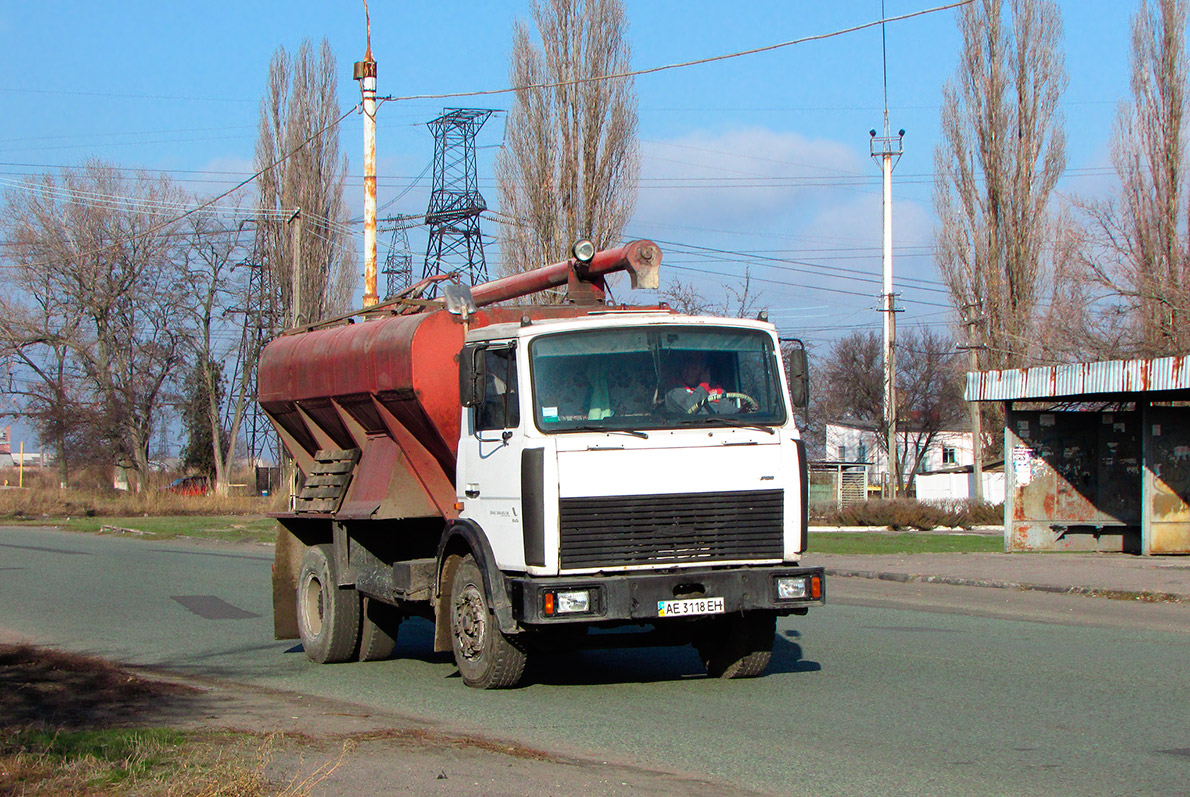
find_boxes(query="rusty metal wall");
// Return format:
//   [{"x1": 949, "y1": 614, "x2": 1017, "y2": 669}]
[
  {"x1": 1142, "y1": 406, "x2": 1190, "y2": 554},
  {"x1": 967, "y1": 354, "x2": 1190, "y2": 402},
  {"x1": 1004, "y1": 408, "x2": 1142, "y2": 552}
]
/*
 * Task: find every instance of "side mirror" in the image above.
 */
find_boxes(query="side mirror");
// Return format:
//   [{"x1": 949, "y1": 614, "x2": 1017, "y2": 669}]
[
  {"x1": 459, "y1": 345, "x2": 486, "y2": 408},
  {"x1": 784, "y1": 340, "x2": 809, "y2": 409}
]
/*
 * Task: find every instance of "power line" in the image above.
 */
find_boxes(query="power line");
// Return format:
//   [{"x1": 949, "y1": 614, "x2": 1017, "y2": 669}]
[
  {"x1": 380, "y1": 2, "x2": 974, "y2": 103},
  {"x1": 646, "y1": 236, "x2": 950, "y2": 292},
  {"x1": 3, "y1": 103, "x2": 362, "y2": 271}
]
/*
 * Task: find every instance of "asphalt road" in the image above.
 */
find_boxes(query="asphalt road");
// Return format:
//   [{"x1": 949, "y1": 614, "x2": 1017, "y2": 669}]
[{"x1": 2, "y1": 525, "x2": 1188, "y2": 796}]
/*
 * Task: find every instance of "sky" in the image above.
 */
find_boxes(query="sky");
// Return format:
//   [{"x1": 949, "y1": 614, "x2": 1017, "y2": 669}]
[{"x1": 0, "y1": 1, "x2": 1141, "y2": 448}]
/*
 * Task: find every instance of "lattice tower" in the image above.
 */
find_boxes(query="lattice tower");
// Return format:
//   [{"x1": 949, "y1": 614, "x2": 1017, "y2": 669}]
[
  {"x1": 382, "y1": 224, "x2": 413, "y2": 298},
  {"x1": 236, "y1": 252, "x2": 281, "y2": 477},
  {"x1": 422, "y1": 108, "x2": 493, "y2": 286}
]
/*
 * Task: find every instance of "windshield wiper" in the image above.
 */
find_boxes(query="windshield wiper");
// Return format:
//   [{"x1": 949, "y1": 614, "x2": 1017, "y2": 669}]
[
  {"x1": 567, "y1": 425, "x2": 649, "y2": 439},
  {"x1": 674, "y1": 416, "x2": 776, "y2": 435}
]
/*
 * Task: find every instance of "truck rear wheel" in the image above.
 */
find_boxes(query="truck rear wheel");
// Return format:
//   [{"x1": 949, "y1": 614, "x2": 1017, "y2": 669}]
[
  {"x1": 695, "y1": 612, "x2": 776, "y2": 679},
  {"x1": 358, "y1": 597, "x2": 401, "y2": 662},
  {"x1": 450, "y1": 554, "x2": 527, "y2": 689},
  {"x1": 296, "y1": 544, "x2": 360, "y2": 664}
]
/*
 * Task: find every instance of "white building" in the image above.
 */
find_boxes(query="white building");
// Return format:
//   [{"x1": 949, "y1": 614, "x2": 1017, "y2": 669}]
[
  {"x1": 825, "y1": 420, "x2": 1002, "y2": 502},
  {"x1": 826, "y1": 420, "x2": 974, "y2": 475}
]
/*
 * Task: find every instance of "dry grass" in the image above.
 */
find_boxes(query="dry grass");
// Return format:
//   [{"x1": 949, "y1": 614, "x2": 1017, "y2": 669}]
[
  {"x1": 0, "y1": 486, "x2": 277, "y2": 522},
  {"x1": 0, "y1": 644, "x2": 344, "y2": 796}
]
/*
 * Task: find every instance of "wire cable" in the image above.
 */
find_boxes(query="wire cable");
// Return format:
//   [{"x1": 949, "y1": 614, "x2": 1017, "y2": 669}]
[{"x1": 380, "y1": 2, "x2": 974, "y2": 104}]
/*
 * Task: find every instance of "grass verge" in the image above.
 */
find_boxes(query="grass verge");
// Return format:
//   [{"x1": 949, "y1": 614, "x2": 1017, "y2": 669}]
[
  {"x1": 809, "y1": 531, "x2": 1005, "y2": 555},
  {"x1": 0, "y1": 643, "x2": 313, "y2": 796}
]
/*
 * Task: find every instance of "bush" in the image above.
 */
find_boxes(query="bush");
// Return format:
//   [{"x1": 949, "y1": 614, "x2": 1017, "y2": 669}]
[{"x1": 812, "y1": 498, "x2": 1003, "y2": 530}]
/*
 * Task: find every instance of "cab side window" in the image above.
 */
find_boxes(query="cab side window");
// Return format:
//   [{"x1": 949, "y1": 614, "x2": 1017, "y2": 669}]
[{"x1": 476, "y1": 347, "x2": 519, "y2": 431}]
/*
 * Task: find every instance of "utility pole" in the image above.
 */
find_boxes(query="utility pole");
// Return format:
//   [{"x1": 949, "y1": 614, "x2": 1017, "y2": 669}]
[
  {"x1": 354, "y1": 1, "x2": 379, "y2": 308},
  {"x1": 870, "y1": 1, "x2": 904, "y2": 498},
  {"x1": 288, "y1": 207, "x2": 302, "y2": 326},
  {"x1": 962, "y1": 302, "x2": 985, "y2": 502}
]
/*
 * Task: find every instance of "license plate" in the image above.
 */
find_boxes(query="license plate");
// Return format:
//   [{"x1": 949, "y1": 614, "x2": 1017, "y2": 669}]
[{"x1": 657, "y1": 596, "x2": 725, "y2": 617}]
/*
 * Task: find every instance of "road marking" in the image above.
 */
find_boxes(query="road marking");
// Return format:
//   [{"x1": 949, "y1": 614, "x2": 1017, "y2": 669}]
[{"x1": 171, "y1": 595, "x2": 259, "y2": 620}]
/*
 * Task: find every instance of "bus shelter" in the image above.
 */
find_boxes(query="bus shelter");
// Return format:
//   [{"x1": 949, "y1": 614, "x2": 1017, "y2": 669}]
[{"x1": 966, "y1": 354, "x2": 1190, "y2": 555}]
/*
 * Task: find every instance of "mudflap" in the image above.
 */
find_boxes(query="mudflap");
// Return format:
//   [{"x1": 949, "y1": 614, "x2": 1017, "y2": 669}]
[{"x1": 273, "y1": 525, "x2": 303, "y2": 640}]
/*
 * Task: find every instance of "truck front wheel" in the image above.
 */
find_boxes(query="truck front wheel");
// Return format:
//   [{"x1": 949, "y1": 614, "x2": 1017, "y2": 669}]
[
  {"x1": 695, "y1": 611, "x2": 776, "y2": 679},
  {"x1": 296, "y1": 544, "x2": 361, "y2": 664},
  {"x1": 450, "y1": 554, "x2": 527, "y2": 688}
]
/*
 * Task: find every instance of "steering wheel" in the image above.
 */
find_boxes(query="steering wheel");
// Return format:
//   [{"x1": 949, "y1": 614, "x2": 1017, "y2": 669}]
[{"x1": 688, "y1": 391, "x2": 760, "y2": 413}]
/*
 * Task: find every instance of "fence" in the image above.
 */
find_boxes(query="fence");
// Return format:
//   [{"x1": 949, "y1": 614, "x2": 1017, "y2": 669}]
[{"x1": 809, "y1": 462, "x2": 870, "y2": 511}]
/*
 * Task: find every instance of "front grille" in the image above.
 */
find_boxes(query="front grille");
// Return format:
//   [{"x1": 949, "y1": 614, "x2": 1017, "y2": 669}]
[{"x1": 559, "y1": 489, "x2": 784, "y2": 569}]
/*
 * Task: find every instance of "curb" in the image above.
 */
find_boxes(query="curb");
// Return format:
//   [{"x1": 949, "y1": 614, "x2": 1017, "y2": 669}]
[{"x1": 822, "y1": 567, "x2": 1188, "y2": 604}]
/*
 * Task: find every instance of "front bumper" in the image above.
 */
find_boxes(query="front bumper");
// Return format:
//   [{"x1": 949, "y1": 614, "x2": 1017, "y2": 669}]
[{"x1": 508, "y1": 565, "x2": 825, "y2": 625}]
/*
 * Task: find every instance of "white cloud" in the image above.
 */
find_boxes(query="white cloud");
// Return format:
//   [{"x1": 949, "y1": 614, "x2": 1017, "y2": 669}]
[{"x1": 635, "y1": 128, "x2": 867, "y2": 233}]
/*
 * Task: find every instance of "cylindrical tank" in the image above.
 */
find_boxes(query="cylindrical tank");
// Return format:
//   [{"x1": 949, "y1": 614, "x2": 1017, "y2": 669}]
[
  {"x1": 259, "y1": 306, "x2": 585, "y2": 480},
  {"x1": 258, "y1": 241, "x2": 662, "y2": 484}
]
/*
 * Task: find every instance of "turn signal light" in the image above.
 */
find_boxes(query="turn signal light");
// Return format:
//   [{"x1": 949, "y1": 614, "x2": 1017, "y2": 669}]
[
  {"x1": 544, "y1": 592, "x2": 555, "y2": 616},
  {"x1": 810, "y1": 574, "x2": 822, "y2": 600}
]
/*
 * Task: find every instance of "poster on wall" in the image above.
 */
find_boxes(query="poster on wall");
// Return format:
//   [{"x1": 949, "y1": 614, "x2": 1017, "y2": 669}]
[{"x1": 1012, "y1": 445, "x2": 1034, "y2": 487}]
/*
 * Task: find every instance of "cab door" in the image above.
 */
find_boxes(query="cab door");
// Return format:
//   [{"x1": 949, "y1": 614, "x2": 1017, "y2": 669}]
[{"x1": 458, "y1": 344, "x2": 527, "y2": 568}]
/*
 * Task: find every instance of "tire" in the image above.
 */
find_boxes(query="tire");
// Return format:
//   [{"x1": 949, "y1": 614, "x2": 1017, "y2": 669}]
[
  {"x1": 358, "y1": 596, "x2": 401, "y2": 662},
  {"x1": 450, "y1": 554, "x2": 527, "y2": 689},
  {"x1": 296, "y1": 544, "x2": 361, "y2": 664},
  {"x1": 695, "y1": 612, "x2": 776, "y2": 679}
]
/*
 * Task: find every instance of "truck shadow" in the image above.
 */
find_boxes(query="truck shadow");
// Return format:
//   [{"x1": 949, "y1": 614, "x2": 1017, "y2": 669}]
[
  {"x1": 524, "y1": 634, "x2": 820, "y2": 687},
  {"x1": 385, "y1": 621, "x2": 821, "y2": 687},
  {"x1": 289, "y1": 619, "x2": 821, "y2": 687}
]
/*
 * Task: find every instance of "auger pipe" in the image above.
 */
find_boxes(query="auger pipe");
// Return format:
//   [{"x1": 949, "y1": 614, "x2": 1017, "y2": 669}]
[{"x1": 469, "y1": 240, "x2": 662, "y2": 308}]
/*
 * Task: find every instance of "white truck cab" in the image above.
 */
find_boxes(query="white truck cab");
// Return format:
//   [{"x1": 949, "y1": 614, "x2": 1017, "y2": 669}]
[{"x1": 456, "y1": 311, "x2": 819, "y2": 638}]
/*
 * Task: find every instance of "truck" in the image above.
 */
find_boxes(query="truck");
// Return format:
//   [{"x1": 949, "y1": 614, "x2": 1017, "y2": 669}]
[{"x1": 260, "y1": 239, "x2": 825, "y2": 689}]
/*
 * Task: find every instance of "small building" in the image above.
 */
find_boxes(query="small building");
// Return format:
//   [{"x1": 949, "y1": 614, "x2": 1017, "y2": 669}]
[
  {"x1": 967, "y1": 354, "x2": 1190, "y2": 555},
  {"x1": 825, "y1": 420, "x2": 979, "y2": 496}
]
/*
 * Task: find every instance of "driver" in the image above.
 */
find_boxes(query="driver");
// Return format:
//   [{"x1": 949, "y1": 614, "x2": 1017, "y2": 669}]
[{"x1": 664, "y1": 353, "x2": 732, "y2": 414}]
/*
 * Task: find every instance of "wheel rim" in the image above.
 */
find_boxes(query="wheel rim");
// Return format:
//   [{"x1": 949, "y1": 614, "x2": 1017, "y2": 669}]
[
  {"x1": 301, "y1": 574, "x2": 325, "y2": 637},
  {"x1": 454, "y1": 583, "x2": 486, "y2": 661}
]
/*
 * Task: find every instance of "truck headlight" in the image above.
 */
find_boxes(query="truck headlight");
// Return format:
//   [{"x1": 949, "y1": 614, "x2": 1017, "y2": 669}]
[
  {"x1": 543, "y1": 588, "x2": 594, "y2": 616},
  {"x1": 776, "y1": 576, "x2": 809, "y2": 600},
  {"x1": 555, "y1": 590, "x2": 591, "y2": 613}
]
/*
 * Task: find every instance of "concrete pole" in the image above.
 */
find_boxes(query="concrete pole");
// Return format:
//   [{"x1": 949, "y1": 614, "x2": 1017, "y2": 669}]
[
  {"x1": 881, "y1": 151, "x2": 897, "y2": 498},
  {"x1": 355, "y1": 18, "x2": 379, "y2": 308},
  {"x1": 289, "y1": 207, "x2": 302, "y2": 327},
  {"x1": 965, "y1": 304, "x2": 984, "y2": 502}
]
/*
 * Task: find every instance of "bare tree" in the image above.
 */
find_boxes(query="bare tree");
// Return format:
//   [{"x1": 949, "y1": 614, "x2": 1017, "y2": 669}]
[
  {"x1": 934, "y1": 0, "x2": 1068, "y2": 369},
  {"x1": 0, "y1": 295, "x2": 84, "y2": 486},
  {"x1": 256, "y1": 39, "x2": 357, "y2": 326},
  {"x1": 658, "y1": 270, "x2": 760, "y2": 318},
  {"x1": 1079, "y1": 0, "x2": 1189, "y2": 357},
  {"x1": 495, "y1": 0, "x2": 640, "y2": 295},
  {"x1": 179, "y1": 206, "x2": 262, "y2": 496},
  {"x1": 818, "y1": 328, "x2": 967, "y2": 493},
  {"x1": 1, "y1": 161, "x2": 193, "y2": 490}
]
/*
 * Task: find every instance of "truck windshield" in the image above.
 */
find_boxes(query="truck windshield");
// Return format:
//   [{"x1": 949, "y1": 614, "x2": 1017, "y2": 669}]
[{"x1": 529, "y1": 326, "x2": 787, "y2": 433}]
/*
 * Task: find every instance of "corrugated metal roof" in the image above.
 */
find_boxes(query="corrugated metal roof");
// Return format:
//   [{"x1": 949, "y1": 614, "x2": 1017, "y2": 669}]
[{"x1": 965, "y1": 354, "x2": 1190, "y2": 401}]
